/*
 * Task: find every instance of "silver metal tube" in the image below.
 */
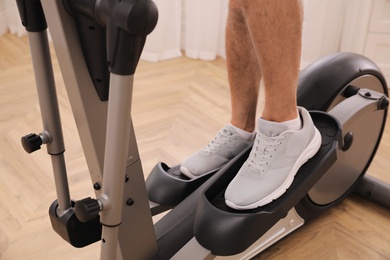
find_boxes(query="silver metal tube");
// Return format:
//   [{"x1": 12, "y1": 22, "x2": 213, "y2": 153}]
[
  {"x1": 100, "y1": 73, "x2": 134, "y2": 259},
  {"x1": 28, "y1": 31, "x2": 66, "y2": 154},
  {"x1": 27, "y1": 30, "x2": 71, "y2": 214},
  {"x1": 50, "y1": 154, "x2": 71, "y2": 216},
  {"x1": 101, "y1": 226, "x2": 120, "y2": 260}
]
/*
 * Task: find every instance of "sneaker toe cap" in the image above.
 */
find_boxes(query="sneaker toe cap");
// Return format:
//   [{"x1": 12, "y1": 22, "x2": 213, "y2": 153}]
[{"x1": 225, "y1": 169, "x2": 288, "y2": 209}]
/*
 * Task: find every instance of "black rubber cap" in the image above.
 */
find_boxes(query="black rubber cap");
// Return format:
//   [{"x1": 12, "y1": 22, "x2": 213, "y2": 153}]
[{"x1": 21, "y1": 133, "x2": 42, "y2": 153}]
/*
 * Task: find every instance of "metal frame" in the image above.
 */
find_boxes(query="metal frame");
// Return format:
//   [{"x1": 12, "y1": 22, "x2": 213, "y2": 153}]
[{"x1": 35, "y1": 0, "x2": 158, "y2": 259}]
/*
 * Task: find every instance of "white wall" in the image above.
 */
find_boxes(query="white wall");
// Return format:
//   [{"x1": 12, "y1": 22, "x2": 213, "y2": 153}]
[{"x1": 0, "y1": 0, "x2": 8, "y2": 36}]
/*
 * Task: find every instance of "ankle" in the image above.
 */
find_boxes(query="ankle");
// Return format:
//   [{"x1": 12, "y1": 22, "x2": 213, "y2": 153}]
[
  {"x1": 230, "y1": 119, "x2": 256, "y2": 133},
  {"x1": 262, "y1": 107, "x2": 299, "y2": 123}
]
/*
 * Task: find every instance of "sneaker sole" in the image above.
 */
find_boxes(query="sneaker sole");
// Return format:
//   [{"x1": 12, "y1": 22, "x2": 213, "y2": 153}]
[{"x1": 226, "y1": 128, "x2": 322, "y2": 210}]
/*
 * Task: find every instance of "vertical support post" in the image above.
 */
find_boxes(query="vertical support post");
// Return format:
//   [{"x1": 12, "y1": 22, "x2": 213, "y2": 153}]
[
  {"x1": 97, "y1": 1, "x2": 159, "y2": 259},
  {"x1": 17, "y1": 0, "x2": 71, "y2": 216},
  {"x1": 99, "y1": 74, "x2": 134, "y2": 259},
  {"x1": 28, "y1": 31, "x2": 71, "y2": 216}
]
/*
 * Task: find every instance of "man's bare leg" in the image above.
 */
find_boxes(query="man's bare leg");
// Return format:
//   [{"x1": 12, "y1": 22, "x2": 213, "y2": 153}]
[
  {"x1": 225, "y1": 0, "x2": 322, "y2": 210},
  {"x1": 180, "y1": 0, "x2": 322, "y2": 187},
  {"x1": 179, "y1": 1, "x2": 261, "y2": 178},
  {"x1": 227, "y1": 0, "x2": 261, "y2": 133},
  {"x1": 239, "y1": 0, "x2": 303, "y2": 122}
]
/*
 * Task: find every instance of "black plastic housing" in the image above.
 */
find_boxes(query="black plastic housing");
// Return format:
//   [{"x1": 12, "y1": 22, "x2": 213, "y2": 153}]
[
  {"x1": 65, "y1": 0, "x2": 158, "y2": 100},
  {"x1": 297, "y1": 52, "x2": 388, "y2": 110},
  {"x1": 146, "y1": 164, "x2": 217, "y2": 206},
  {"x1": 16, "y1": 0, "x2": 47, "y2": 32},
  {"x1": 49, "y1": 200, "x2": 102, "y2": 248},
  {"x1": 67, "y1": 2, "x2": 110, "y2": 101},
  {"x1": 297, "y1": 52, "x2": 388, "y2": 211}
]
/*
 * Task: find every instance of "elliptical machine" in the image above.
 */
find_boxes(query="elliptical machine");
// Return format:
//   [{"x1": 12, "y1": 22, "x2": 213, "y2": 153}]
[{"x1": 17, "y1": 0, "x2": 390, "y2": 259}]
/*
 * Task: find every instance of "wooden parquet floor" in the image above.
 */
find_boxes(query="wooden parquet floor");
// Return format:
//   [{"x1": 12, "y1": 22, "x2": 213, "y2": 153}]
[{"x1": 1, "y1": 33, "x2": 390, "y2": 259}]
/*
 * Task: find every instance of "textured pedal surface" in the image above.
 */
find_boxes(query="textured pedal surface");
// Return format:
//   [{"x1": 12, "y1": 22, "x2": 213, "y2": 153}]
[{"x1": 193, "y1": 111, "x2": 341, "y2": 256}]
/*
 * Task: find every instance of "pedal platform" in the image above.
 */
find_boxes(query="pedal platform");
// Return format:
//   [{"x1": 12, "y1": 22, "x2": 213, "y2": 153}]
[
  {"x1": 193, "y1": 111, "x2": 341, "y2": 256},
  {"x1": 146, "y1": 162, "x2": 217, "y2": 206}
]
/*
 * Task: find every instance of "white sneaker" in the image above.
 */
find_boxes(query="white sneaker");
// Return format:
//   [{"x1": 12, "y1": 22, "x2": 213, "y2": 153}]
[
  {"x1": 180, "y1": 125, "x2": 254, "y2": 179},
  {"x1": 225, "y1": 107, "x2": 322, "y2": 210}
]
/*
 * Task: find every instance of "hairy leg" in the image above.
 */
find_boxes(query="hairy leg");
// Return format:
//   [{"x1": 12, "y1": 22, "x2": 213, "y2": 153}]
[
  {"x1": 226, "y1": 0, "x2": 262, "y2": 132},
  {"x1": 224, "y1": 1, "x2": 322, "y2": 210},
  {"x1": 239, "y1": 0, "x2": 303, "y2": 122}
]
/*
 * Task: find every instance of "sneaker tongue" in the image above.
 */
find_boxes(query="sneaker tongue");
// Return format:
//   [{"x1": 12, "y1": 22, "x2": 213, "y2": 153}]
[{"x1": 258, "y1": 118, "x2": 289, "y2": 137}]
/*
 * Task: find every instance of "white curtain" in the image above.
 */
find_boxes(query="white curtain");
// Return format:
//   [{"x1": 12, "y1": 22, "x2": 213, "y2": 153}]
[
  {"x1": 182, "y1": 0, "x2": 228, "y2": 60},
  {"x1": 0, "y1": 0, "x2": 26, "y2": 36},
  {"x1": 142, "y1": 0, "x2": 229, "y2": 62}
]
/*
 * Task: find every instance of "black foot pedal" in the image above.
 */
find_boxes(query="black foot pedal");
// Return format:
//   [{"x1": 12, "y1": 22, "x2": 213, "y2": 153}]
[
  {"x1": 193, "y1": 111, "x2": 341, "y2": 256},
  {"x1": 146, "y1": 163, "x2": 217, "y2": 205}
]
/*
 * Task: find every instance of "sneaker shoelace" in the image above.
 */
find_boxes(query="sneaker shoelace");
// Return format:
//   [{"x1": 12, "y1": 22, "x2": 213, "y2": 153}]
[
  {"x1": 202, "y1": 128, "x2": 235, "y2": 155},
  {"x1": 247, "y1": 131, "x2": 286, "y2": 173}
]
